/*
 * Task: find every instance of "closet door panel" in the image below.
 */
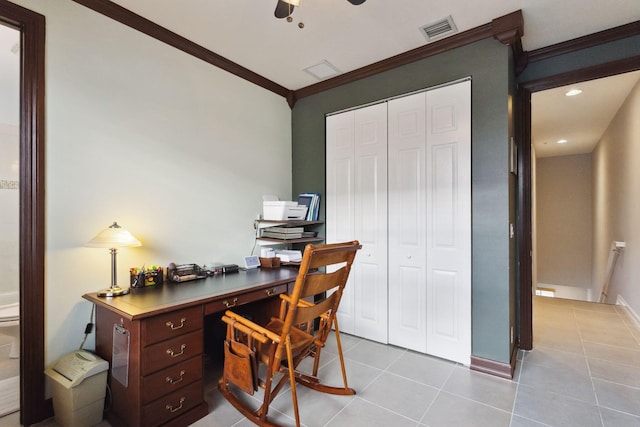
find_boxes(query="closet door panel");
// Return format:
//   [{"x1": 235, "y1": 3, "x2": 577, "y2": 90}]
[
  {"x1": 353, "y1": 104, "x2": 388, "y2": 343},
  {"x1": 326, "y1": 111, "x2": 356, "y2": 335},
  {"x1": 425, "y1": 81, "x2": 471, "y2": 364},
  {"x1": 388, "y1": 93, "x2": 427, "y2": 352}
]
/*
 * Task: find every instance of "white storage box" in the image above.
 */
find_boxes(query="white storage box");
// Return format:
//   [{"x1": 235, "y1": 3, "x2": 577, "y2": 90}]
[{"x1": 263, "y1": 201, "x2": 307, "y2": 220}]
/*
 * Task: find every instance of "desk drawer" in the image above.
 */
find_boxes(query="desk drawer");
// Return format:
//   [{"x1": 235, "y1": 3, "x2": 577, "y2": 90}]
[
  {"x1": 204, "y1": 283, "x2": 289, "y2": 315},
  {"x1": 142, "y1": 355, "x2": 202, "y2": 404},
  {"x1": 142, "y1": 380, "x2": 203, "y2": 427},
  {"x1": 142, "y1": 330, "x2": 203, "y2": 375},
  {"x1": 143, "y1": 306, "x2": 203, "y2": 345}
]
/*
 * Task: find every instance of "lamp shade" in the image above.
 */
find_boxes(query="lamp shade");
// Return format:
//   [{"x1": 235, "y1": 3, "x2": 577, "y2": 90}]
[{"x1": 86, "y1": 221, "x2": 142, "y2": 249}]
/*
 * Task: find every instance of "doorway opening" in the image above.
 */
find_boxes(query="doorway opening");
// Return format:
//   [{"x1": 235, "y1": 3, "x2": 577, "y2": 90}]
[
  {"x1": 531, "y1": 70, "x2": 640, "y2": 303},
  {"x1": 517, "y1": 57, "x2": 640, "y2": 350}
]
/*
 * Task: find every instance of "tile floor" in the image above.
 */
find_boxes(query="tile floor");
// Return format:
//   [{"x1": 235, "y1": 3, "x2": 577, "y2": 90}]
[
  {"x1": 22, "y1": 296, "x2": 640, "y2": 426},
  {"x1": 193, "y1": 296, "x2": 640, "y2": 427}
]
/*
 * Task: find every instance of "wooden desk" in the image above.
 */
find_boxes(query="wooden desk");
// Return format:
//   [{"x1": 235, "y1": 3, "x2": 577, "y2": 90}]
[{"x1": 83, "y1": 268, "x2": 299, "y2": 427}]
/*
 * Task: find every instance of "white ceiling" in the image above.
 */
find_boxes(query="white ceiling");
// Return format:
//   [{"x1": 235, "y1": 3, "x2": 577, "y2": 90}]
[
  {"x1": 533, "y1": 71, "x2": 640, "y2": 158},
  {"x1": 108, "y1": 0, "x2": 640, "y2": 90},
  {"x1": 2, "y1": 0, "x2": 639, "y2": 157}
]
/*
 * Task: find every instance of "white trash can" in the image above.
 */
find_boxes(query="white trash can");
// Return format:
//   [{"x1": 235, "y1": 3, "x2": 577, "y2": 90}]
[{"x1": 44, "y1": 350, "x2": 109, "y2": 427}]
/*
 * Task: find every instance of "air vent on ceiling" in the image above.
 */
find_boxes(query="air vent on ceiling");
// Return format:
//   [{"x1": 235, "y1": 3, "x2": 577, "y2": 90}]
[
  {"x1": 420, "y1": 15, "x2": 457, "y2": 42},
  {"x1": 304, "y1": 60, "x2": 341, "y2": 81}
]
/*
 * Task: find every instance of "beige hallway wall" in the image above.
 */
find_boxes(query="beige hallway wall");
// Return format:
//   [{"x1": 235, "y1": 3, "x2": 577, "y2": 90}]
[
  {"x1": 536, "y1": 153, "x2": 593, "y2": 297},
  {"x1": 592, "y1": 78, "x2": 640, "y2": 318}
]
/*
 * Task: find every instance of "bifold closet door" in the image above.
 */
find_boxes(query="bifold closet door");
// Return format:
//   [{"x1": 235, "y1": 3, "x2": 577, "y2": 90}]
[
  {"x1": 326, "y1": 103, "x2": 388, "y2": 343},
  {"x1": 388, "y1": 80, "x2": 471, "y2": 363},
  {"x1": 327, "y1": 80, "x2": 470, "y2": 363},
  {"x1": 424, "y1": 81, "x2": 471, "y2": 364},
  {"x1": 388, "y1": 92, "x2": 428, "y2": 353}
]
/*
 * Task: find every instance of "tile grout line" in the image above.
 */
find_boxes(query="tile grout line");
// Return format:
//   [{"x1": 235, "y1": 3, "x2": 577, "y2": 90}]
[
  {"x1": 417, "y1": 362, "x2": 457, "y2": 425},
  {"x1": 574, "y1": 305, "x2": 606, "y2": 427},
  {"x1": 508, "y1": 351, "x2": 522, "y2": 426}
]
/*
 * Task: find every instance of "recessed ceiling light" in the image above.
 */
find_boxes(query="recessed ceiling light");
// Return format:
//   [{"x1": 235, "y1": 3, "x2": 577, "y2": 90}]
[
  {"x1": 565, "y1": 89, "x2": 582, "y2": 96},
  {"x1": 557, "y1": 139, "x2": 568, "y2": 144}
]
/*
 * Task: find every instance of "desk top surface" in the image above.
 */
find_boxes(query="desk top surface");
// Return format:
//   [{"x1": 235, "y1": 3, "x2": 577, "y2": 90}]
[{"x1": 82, "y1": 268, "x2": 299, "y2": 320}]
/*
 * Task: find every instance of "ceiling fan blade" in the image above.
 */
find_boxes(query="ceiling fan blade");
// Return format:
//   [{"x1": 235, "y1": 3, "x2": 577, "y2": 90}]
[
  {"x1": 346, "y1": 0, "x2": 367, "y2": 5},
  {"x1": 274, "y1": 0, "x2": 295, "y2": 19}
]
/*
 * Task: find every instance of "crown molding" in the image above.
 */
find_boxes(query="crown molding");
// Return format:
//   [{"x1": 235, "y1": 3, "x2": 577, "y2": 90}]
[
  {"x1": 293, "y1": 23, "x2": 493, "y2": 101},
  {"x1": 71, "y1": 1, "x2": 526, "y2": 107},
  {"x1": 71, "y1": 0, "x2": 290, "y2": 99},
  {"x1": 294, "y1": 11, "x2": 526, "y2": 103},
  {"x1": 527, "y1": 20, "x2": 640, "y2": 63},
  {"x1": 491, "y1": 10, "x2": 527, "y2": 74}
]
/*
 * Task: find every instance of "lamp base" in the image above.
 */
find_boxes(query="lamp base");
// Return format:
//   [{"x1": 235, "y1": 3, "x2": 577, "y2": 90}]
[{"x1": 97, "y1": 286, "x2": 130, "y2": 297}]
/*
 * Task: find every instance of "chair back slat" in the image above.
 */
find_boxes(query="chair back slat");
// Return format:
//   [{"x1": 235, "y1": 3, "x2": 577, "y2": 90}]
[
  {"x1": 276, "y1": 241, "x2": 360, "y2": 361},
  {"x1": 299, "y1": 269, "x2": 346, "y2": 299},
  {"x1": 307, "y1": 248, "x2": 358, "y2": 270},
  {"x1": 292, "y1": 294, "x2": 336, "y2": 326}
]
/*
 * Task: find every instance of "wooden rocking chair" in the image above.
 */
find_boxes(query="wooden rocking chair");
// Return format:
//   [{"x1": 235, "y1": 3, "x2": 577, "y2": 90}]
[{"x1": 218, "y1": 240, "x2": 361, "y2": 427}]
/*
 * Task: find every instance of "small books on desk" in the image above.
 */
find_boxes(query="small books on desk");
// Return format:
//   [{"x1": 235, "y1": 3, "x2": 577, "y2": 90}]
[{"x1": 297, "y1": 193, "x2": 320, "y2": 221}]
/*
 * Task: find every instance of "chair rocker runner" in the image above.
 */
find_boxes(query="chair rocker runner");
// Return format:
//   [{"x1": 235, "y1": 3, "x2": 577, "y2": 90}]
[{"x1": 218, "y1": 240, "x2": 361, "y2": 427}]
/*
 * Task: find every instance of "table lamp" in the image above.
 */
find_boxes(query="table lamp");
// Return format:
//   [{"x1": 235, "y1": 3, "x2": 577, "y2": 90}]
[{"x1": 86, "y1": 221, "x2": 141, "y2": 297}]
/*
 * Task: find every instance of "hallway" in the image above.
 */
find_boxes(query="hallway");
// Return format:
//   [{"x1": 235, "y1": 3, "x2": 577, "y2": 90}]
[{"x1": 515, "y1": 296, "x2": 640, "y2": 426}]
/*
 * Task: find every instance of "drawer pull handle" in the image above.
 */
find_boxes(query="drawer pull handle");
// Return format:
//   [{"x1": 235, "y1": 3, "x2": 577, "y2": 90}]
[
  {"x1": 165, "y1": 318, "x2": 186, "y2": 330},
  {"x1": 166, "y1": 344, "x2": 186, "y2": 358},
  {"x1": 166, "y1": 370, "x2": 185, "y2": 384},
  {"x1": 166, "y1": 397, "x2": 185, "y2": 413},
  {"x1": 265, "y1": 288, "x2": 276, "y2": 297},
  {"x1": 223, "y1": 298, "x2": 238, "y2": 308}
]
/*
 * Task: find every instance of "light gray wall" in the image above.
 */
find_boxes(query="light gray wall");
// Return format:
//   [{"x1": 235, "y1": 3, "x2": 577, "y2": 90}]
[
  {"x1": 11, "y1": 0, "x2": 293, "y2": 366},
  {"x1": 536, "y1": 154, "x2": 593, "y2": 295},
  {"x1": 592, "y1": 79, "x2": 640, "y2": 315},
  {"x1": 292, "y1": 37, "x2": 516, "y2": 364}
]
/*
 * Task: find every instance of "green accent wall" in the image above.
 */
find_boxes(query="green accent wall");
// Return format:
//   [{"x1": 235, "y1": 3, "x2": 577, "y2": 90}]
[{"x1": 292, "y1": 37, "x2": 516, "y2": 364}]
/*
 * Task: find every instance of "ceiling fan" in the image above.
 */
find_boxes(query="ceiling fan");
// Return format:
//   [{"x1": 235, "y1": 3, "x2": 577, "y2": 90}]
[{"x1": 275, "y1": 0, "x2": 367, "y2": 28}]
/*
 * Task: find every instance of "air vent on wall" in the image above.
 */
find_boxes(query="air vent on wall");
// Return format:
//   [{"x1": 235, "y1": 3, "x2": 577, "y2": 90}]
[{"x1": 419, "y1": 15, "x2": 457, "y2": 42}]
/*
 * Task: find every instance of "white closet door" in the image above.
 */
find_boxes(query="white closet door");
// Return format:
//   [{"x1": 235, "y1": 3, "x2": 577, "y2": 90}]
[
  {"x1": 425, "y1": 80, "x2": 471, "y2": 364},
  {"x1": 353, "y1": 103, "x2": 388, "y2": 343},
  {"x1": 388, "y1": 92, "x2": 428, "y2": 352},
  {"x1": 326, "y1": 110, "x2": 356, "y2": 335}
]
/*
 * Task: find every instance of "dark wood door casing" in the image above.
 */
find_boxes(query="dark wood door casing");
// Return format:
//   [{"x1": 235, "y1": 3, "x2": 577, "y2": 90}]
[{"x1": 0, "y1": 0, "x2": 47, "y2": 425}]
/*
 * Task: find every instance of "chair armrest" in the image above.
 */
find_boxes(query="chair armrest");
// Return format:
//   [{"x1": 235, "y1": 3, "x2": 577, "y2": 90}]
[{"x1": 222, "y1": 311, "x2": 281, "y2": 344}]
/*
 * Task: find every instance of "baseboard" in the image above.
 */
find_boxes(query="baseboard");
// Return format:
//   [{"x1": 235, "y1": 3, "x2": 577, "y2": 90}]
[
  {"x1": 616, "y1": 295, "x2": 640, "y2": 329},
  {"x1": 470, "y1": 347, "x2": 517, "y2": 380}
]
